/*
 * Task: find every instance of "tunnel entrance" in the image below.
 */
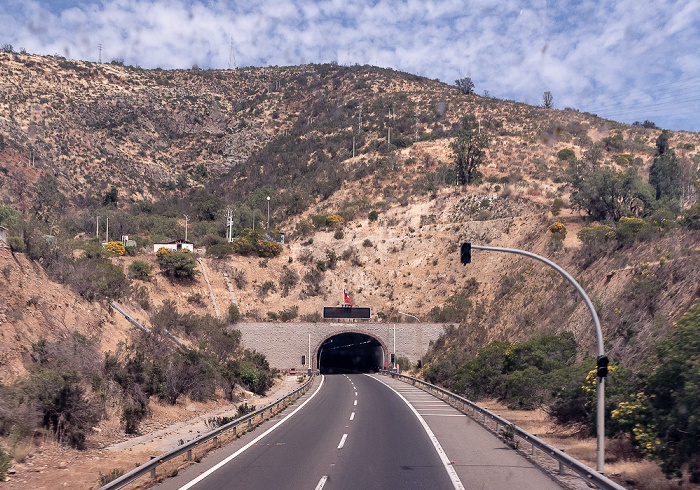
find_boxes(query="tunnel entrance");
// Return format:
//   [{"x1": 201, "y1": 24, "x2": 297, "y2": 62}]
[{"x1": 317, "y1": 332, "x2": 384, "y2": 374}]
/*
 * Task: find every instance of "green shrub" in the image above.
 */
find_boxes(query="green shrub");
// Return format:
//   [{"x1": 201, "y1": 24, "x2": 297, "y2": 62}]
[
  {"x1": 278, "y1": 306, "x2": 299, "y2": 322},
  {"x1": 206, "y1": 243, "x2": 235, "y2": 258},
  {"x1": 157, "y1": 250, "x2": 199, "y2": 279},
  {"x1": 0, "y1": 447, "x2": 10, "y2": 481},
  {"x1": 368, "y1": 210, "x2": 379, "y2": 222},
  {"x1": 7, "y1": 236, "x2": 25, "y2": 252},
  {"x1": 228, "y1": 304, "x2": 241, "y2": 323},
  {"x1": 681, "y1": 203, "x2": 700, "y2": 230},
  {"x1": 128, "y1": 260, "x2": 153, "y2": 281}
]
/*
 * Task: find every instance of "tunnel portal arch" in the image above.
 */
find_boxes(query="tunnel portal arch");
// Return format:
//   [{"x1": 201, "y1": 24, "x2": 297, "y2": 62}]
[{"x1": 315, "y1": 330, "x2": 388, "y2": 374}]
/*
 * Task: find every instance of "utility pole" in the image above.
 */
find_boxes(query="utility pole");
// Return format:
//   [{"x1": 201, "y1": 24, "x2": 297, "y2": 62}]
[
  {"x1": 225, "y1": 208, "x2": 234, "y2": 243},
  {"x1": 183, "y1": 215, "x2": 189, "y2": 242},
  {"x1": 105, "y1": 217, "x2": 109, "y2": 243},
  {"x1": 266, "y1": 196, "x2": 271, "y2": 230},
  {"x1": 96, "y1": 216, "x2": 99, "y2": 238},
  {"x1": 98, "y1": 44, "x2": 102, "y2": 64},
  {"x1": 358, "y1": 104, "x2": 362, "y2": 134}
]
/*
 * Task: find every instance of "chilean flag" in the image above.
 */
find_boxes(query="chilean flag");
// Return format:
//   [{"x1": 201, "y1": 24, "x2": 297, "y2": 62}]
[{"x1": 343, "y1": 289, "x2": 353, "y2": 306}]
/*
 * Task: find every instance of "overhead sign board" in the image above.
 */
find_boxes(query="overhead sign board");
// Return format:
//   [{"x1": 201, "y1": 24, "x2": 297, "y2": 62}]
[{"x1": 323, "y1": 306, "x2": 371, "y2": 319}]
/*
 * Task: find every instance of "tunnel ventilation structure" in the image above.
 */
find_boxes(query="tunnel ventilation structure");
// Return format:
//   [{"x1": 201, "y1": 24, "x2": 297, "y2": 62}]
[{"x1": 317, "y1": 332, "x2": 384, "y2": 374}]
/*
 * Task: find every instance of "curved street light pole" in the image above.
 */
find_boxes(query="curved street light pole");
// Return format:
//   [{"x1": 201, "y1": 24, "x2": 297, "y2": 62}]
[{"x1": 467, "y1": 244, "x2": 606, "y2": 473}]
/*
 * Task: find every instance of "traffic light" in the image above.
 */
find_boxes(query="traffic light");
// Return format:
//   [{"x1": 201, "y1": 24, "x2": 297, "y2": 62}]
[
  {"x1": 596, "y1": 355, "x2": 609, "y2": 378},
  {"x1": 301, "y1": 355, "x2": 306, "y2": 366},
  {"x1": 460, "y1": 242, "x2": 472, "y2": 265},
  {"x1": 390, "y1": 353, "x2": 395, "y2": 364}
]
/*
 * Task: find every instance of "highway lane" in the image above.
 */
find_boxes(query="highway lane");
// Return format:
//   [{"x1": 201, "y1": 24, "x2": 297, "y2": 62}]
[{"x1": 158, "y1": 374, "x2": 459, "y2": 490}]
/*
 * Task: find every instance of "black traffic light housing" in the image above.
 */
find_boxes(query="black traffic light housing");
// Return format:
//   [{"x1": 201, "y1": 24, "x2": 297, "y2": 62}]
[
  {"x1": 390, "y1": 353, "x2": 395, "y2": 364},
  {"x1": 301, "y1": 355, "x2": 306, "y2": 366},
  {"x1": 460, "y1": 242, "x2": 472, "y2": 265},
  {"x1": 597, "y1": 355, "x2": 609, "y2": 378}
]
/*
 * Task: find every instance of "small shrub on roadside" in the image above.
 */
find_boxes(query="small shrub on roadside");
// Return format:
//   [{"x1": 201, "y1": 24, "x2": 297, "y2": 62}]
[{"x1": 228, "y1": 304, "x2": 241, "y2": 323}]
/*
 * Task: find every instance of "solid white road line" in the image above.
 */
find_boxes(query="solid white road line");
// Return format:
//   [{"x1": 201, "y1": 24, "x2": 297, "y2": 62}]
[
  {"x1": 177, "y1": 376, "x2": 326, "y2": 490},
  {"x1": 338, "y1": 434, "x2": 348, "y2": 449},
  {"x1": 350, "y1": 412, "x2": 355, "y2": 421},
  {"x1": 368, "y1": 375, "x2": 465, "y2": 490},
  {"x1": 315, "y1": 476, "x2": 328, "y2": 490}
]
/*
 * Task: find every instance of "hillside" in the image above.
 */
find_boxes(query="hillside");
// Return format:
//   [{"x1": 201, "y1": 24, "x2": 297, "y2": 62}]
[
  {"x1": 1, "y1": 52, "x2": 700, "y2": 487},
  {"x1": 2, "y1": 50, "x2": 700, "y2": 371}
]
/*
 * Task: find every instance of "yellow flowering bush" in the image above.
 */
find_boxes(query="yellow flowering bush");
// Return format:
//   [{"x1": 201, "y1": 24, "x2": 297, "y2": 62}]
[
  {"x1": 547, "y1": 222, "x2": 566, "y2": 250},
  {"x1": 105, "y1": 240, "x2": 126, "y2": 256},
  {"x1": 156, "y1": 247, "x2": 171, "y2": 258},
  {"x1": 548, "y1": 222, "x2": 567, "y2": 236},
  {"x1": 325, "y1": 214, "x2": 343, "y2": 227},
  {"x1": 577, "y1": 224, "x2": 615, "y2": 245}
]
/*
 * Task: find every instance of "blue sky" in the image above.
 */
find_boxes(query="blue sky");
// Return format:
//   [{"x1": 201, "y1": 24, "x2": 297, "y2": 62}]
[{"x1": 2, "y1": 0, "x2": 699, "y2": 132}]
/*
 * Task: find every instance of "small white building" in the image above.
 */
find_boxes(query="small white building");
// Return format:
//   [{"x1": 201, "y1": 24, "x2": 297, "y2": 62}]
[
  {"x1": 153, "y1": 240, "x2": 194, "y2": 253},
  {"x1": 0, "y1": 226, "x2": 7, "y2": 244}
]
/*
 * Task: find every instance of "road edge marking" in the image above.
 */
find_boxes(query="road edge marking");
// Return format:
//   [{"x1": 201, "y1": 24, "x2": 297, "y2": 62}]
[
  {"x1": 367, "y1": 375, "x2": 465, "y2": 490},
  {"x1": 178, "y1": 375, "x2": 326, "y2": 490}
]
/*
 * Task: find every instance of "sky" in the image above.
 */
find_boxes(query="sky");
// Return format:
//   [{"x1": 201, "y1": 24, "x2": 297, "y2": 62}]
[{"x1": 2, "y1": 0, "x2": 699, "y2": 132}]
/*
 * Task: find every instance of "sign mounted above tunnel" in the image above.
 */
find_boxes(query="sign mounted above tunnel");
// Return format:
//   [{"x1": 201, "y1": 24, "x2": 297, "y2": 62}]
[{"x1": 323, "y1": 306, "x2": 371, "y2": 319}]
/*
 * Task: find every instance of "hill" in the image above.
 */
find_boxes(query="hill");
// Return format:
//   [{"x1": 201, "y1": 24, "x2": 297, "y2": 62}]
[{"x1": 1, "y1": 52, "x2": 700, "y2": 486}]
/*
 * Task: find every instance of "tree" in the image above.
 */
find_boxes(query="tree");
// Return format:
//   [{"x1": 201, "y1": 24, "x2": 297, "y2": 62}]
[
  {"x1": 649, "y1": 130, "x2": 681, "y2": 210},
  {"x1": 569, "y1": 166, "x2": 655, "y2": 222},
  {"x1": 450, "y1": 114, "x2": 489, "y2": 185},
  {"x1": 157, "y1": 250, "x2": 199, "y2": 279},
  {"x1": 455, "y1": 77, "x2": 475, "y2": 95},
  {"x1": 102, "y1": 186, "x2": 119, "y2": 207},
  {"x1": 32, "y1": 174, "x2": 68, "y2": 222},
  {"x1": 542, "y1": 91, "x2": 553, "y2": 108},
  {"x1": 645, "y1": 301, "x2": 700, "y2": 475}
]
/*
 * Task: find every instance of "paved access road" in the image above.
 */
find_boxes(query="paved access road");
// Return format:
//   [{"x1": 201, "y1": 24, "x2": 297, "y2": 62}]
[{"x1": 158, "y1": 374, "x2": 561, "y2": 490}]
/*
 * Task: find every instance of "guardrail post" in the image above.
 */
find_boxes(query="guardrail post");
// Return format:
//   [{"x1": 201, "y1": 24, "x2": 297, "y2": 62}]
[
  {"x1": 213, "y1": 436, "x2": 218, "y2": 446},
  {"x1": 187, "y1": 449, "x2": 192, "y2": 461},
  {"x1": 559, "y1": 450, "x2": 566, "y2": 475},
  {"x1": 150, "y1": 456, "x2": 156, "y2": 479}
]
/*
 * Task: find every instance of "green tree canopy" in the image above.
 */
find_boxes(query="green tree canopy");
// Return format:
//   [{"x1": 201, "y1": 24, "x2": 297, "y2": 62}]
[
  {"x1": 455, "y1": 77, "x2": 475, "y2": 95},
  {"x1": 649, "y1": 130, "x2": 681, "y2": 210},
  {"x1": 450, "y1": 114, "x2": 489, "y2": 185},
  {"x1": 569, "y1": 166, "x2": 655, "y2": 222},
  {"x1": 157, "y1": 250, "x2": 199, "y2": 279}
]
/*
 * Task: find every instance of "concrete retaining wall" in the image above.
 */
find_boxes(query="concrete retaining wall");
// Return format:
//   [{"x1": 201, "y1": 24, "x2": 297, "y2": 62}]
[{"x1": 236, "y1": 322, "x2": 447, "y2": 371}]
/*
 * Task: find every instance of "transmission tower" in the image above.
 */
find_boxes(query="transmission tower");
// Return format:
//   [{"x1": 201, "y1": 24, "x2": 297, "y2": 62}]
[
  {"x1": 98, "y1": 44, "x2": 102, "y2": 63},
  {"x1": 228, "y1": 38, "x2": 237, "y2": 70}
]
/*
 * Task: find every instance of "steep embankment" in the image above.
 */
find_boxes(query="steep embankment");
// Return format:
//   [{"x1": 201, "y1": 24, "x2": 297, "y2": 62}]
[{"x1": 0, "y1": 245, "x2": 134, "y2": 381}]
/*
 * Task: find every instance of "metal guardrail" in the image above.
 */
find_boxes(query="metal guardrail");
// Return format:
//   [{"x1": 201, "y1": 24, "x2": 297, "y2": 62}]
[
  {"x1": 381, "y1": 371, "x2": 625, "y2": 490},
  {"x1": 110, "y1": 301, "x2": 190, "y2": 351},
  {"x1": 100, "y1": 375, "x2": 315, "y2": 489}
]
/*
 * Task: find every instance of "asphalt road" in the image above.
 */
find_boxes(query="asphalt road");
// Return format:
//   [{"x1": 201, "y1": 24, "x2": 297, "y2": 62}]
[
  {"x1": 158, "y1": 374, "x2": 459, "y2": 490},
  {"x1": 158, "y1": 374, "x2": 561, "y2": 490}
]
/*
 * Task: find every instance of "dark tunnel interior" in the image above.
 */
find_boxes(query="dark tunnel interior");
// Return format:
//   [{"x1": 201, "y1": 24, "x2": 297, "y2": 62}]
[{"x1": 317, "y1": 332, "x2": 384, "y2": 374}]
